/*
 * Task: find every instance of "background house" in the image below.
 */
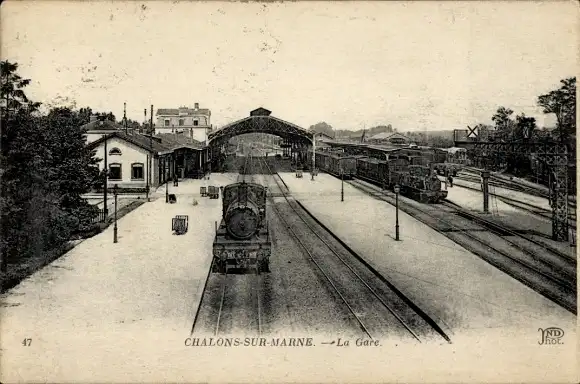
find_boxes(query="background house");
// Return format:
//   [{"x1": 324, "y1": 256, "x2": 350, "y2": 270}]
[
  {"x1": 156, "y1": 103, "x2": 212, "y2": 143},
  {"x1": 83, "y1": 115, "x2": 127, "y2": 144},
  {"x1": 313, "y1": 132, "x2": 334, "y2": 150},
  {"x1": 367, "y1": 132, "x2": 410, "y2": 146}
]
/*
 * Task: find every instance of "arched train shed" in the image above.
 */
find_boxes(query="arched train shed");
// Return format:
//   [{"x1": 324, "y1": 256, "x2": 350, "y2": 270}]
[{"x1": 207, "y1": 108, "x2": 315, "y2": 170}]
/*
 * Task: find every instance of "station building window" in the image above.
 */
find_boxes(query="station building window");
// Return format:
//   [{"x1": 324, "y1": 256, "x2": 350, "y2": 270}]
[
  {"x1": 131, "y1": 163, "x2": 144, "y2": 180},
  {"x1": 193, "y1": 120, "x2": 199, "y2": 126},
  {"x1": 109, "y1": 147, "x2": 122, "y2": 156},
  {"x1": 179, "y1": 119, "x2": 184, "y2": 126},
  {"x1": 109, "y1": 163, "x2": 122, "y2": 180},
  {"x1": 164, "y1": 119, "x2": 170, "y2": 127}
]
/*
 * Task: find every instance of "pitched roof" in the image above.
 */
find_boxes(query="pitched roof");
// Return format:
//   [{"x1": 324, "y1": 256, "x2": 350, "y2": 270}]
[
  {"x1": 369, "y1": 132, "x2": 410, "y2": 140},
  {"x1": 157, "y1": 107, "x2": 211, "y2": 116},
  {"x1": 250, "y1": 107, "x2": 272, "y2": 116},
  {"x1": 81, "y1": 119, "x2": 124, "y2": 131},
  {"x1": 155, "y1": 133, "x2": 204, "y2": 150},
  {"x1": 87, "y1": 131, "x2": 171, "y2": 153},
  {"x1": 313, "y1": 132, "x2": 335, "y2": 140}
]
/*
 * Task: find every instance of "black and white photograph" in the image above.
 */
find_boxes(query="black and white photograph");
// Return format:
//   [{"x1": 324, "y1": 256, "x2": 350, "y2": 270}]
[{"x1": 0, "y1": 1, "x2": 577, "y2": 382}]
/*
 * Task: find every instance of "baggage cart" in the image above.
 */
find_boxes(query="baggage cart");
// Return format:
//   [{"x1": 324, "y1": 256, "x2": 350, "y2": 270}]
[{"x1": 172, "y1": 215, "x2": 189, "y2": 235}]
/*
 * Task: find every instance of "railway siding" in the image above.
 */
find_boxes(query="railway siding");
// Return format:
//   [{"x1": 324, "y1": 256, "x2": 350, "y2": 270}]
[
  {"x1": 278, "y1": 172, "x2": 576, "y2": 342},
  {"x1": 446, "y1": 179, "x2": 576, "y2": 258}
]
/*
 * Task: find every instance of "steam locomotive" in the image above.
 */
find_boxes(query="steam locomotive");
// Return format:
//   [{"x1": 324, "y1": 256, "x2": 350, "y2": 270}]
[
  {"x1": 211, "y1": 182, "x2": 271, "y2": 273},
  {"x1": 357, "y1": 154, "x2": 447, "y2": 203},
  {"x1": 315, "y1": 149, "x2": 447, "y2": 203}
]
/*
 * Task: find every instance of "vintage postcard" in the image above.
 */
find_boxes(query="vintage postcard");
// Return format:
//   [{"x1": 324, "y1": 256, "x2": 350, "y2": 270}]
[{"x1": 0, "y1": 0, "x2": 577, "y2": 382}]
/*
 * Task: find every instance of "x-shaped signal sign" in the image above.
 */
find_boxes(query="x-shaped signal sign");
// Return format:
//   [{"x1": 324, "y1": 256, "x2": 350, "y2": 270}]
[{"x1": 467, "y1": 125, "x2": 478, "y2": 138}]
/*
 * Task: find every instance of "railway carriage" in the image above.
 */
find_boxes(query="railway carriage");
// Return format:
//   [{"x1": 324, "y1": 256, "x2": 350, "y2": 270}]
[
  {"x1": 356, "y1": 156, "x2": 390, "y2": 187},
  {"x1": 432, "y1": 148, "x2": 468, "y2": 176},
  {"x1": 212, "y1": 182, "x2": 271, "y2": 274},
  {"x1": 315, "y1": 151, "x2": 358, "y2": 179}
]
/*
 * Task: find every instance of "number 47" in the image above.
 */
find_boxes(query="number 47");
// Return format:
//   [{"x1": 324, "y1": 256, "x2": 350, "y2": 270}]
[{"x1": 22, "y1": 338, "x2": 32, "y2": 346}]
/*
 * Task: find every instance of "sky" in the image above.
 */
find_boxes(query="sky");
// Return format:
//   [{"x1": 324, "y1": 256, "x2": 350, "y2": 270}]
[{"x1": 2, "y1": 1, "x2": 578, "y2": 131}]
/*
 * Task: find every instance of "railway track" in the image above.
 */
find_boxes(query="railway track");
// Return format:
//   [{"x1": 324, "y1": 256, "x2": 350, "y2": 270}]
[
  {"x1": 348, "y1": 177, "x2": 577, "y2": 314},
  {"x1": 493, "y1": 195, "x2": 577, "y2": 229},
  {"x1": 259, "y1": 157, "x2": 450, "y2": 343},
  {"x1": 191, "y1": 155, "x2": 264, "y2": 336},
  {"x1": 458, "y1": 169, "x2": 577, "y2": 209},
  {"x1": 451, "y1": 179, "x2": 577, "y2": 226},
  {"x1": 441, "y1": 200, "x2": 576, "y2": 268}
]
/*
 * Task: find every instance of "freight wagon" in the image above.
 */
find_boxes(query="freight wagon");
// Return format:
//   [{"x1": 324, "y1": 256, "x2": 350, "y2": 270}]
[
  {"x1": 432, "y1": 147, "x2": 468, "y2": 176},
  {"x1": 315, "y1": 151, "x2": 358, "y2": 179}
]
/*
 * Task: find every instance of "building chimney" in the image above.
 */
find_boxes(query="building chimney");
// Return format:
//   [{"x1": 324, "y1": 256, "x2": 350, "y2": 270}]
[
  {"x1": 194, "y1": 103, "x2": 199, "y2": 110},
  {"x1": 89, "y1": 114, "x2": 98, "y2": 123}
]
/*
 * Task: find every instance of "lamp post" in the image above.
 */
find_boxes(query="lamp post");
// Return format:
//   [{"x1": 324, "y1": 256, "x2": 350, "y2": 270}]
[
  {"x1": 481, "y1": 170, "x2": 490, "y2": 213},
  {"x1": 103, "y1": 135, "x2": 109, "y2": 219},
  {"x1": 383, "y1": 154, "x2": 388, "y2": 191},
  {"x1": 394, "y1": 184, "x2": 400, "y2": 241},
  {"x1": 341, "y1": 169, "x2": 344, "y2": 202},
  {"x1": 311, "y1": 135, "x2": 316, "y2": 181},
  {"x1": 165, "y1": 170, "x2": 169, "y2": 203},
  {"x1": 113, "y1": 183, "x2": 118, "y2": 243}
]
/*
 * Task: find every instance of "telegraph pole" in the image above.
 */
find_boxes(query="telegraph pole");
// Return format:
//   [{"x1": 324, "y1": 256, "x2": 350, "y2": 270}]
[
  {"x1": 481, "y1": 170, "x2": 490, "y2": 213},
  {"x1": 113, "y1": 184, "x2": 118, "y2": 243},
  {"x1": 103, "y1": 136, "x2": 108, "y2": 219},
  {"x1": 394, "y1": 184, "x2": 401, "y2": 241},
  {"x1": 145, "y1": 108, "x2": 150, "y2": 201},
  {"x1": 148, "y1": 104, "x2": 153, "y2": 201},
  {"x1": 123, "y1": 102, "x2": 127, "y2": 134}
]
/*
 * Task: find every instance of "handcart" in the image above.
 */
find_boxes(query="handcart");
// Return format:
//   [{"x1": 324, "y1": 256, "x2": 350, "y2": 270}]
[{"x1": 172, "y1": 215, "x2": 189, "y2": 235}]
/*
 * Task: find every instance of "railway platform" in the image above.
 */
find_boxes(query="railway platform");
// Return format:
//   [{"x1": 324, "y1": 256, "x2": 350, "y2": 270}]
[
  {"x1": 277, "y1": 173, "x2": 576, "y2": 341},
  {"x1": 0, "y1": 175, "x2": 238, "y2": 382}
]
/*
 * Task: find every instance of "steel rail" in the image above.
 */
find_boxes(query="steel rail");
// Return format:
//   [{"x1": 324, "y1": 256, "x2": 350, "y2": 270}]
[
  {"x1": 214, "y1": 272, "x2": 228, "y2": 336},
  {"x1": 348, "y1": 178, "x2": 576, "y2": 313},
  {"x1": 256, "y1": 155, "x2": 374, "y2": 338},
  {"x1": 442, "y1": 199, "x2": 576, "y2": 269},
  {"x1": 260, "y1": 157, "x2": 424, "y2": 340}
]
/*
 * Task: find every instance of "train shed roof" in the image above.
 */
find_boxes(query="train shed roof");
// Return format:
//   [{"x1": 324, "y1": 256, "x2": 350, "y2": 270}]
[{"x1": 208, "y1": 108, "x2": 313, "y2": 147}]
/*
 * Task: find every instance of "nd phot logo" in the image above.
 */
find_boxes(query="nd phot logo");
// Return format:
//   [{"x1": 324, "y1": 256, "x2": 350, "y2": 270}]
[{"x1": 538, "y1": 327, "x2": 564, "y2": 345}]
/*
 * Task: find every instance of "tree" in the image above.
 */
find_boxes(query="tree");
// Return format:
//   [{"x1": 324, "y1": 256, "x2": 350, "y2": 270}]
[
  {"x1": 369, "y1": 125, "x2": 393, "y2": 135},
  {"x1": 429, "y1": 135, "x2": 454, "y2": 148},
  {"x1": 1, "y1": 62, "x2": 100, "y2": 277},
  {"x1": 78, "y1": 107, "x2": 93, "y2": 124},
  {"x1": 309, "y1": 122, "x2": 334, "y2": 136},
  {"x1": 97, "y1": 111, "x2": 116, "y2": 122},
  {"x1": 43, "y1": 108, "x2": 100, "y2": 214},
  {"x1": 124, "y1": 119, "x2": 141, "y2": 129},
  {"x1": 538, "y1": 77, "x2": 576, "y2": 141},
  {"x1": 78, "y1": 107, "x2": 119, "y2": 126},
  {"x1": 491, "y1": 106, "x2": 516, "y2": 141},
  {"x1": 515, "y1": 113, "x2": 536, "y2": 140},
  {"x1": 1, "y1": 61, "x2": 42, "y2": 113}
]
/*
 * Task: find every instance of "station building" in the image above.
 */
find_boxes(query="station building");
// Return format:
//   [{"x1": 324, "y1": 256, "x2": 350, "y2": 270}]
[{"x1": 83, "y1": 115, "x2": 210, "y2": 192}]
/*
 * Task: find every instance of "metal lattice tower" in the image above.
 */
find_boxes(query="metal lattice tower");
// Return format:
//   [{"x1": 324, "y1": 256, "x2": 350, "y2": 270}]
[{"x1": 455, "y1": 129, "x2": 569, "y2": 242}]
